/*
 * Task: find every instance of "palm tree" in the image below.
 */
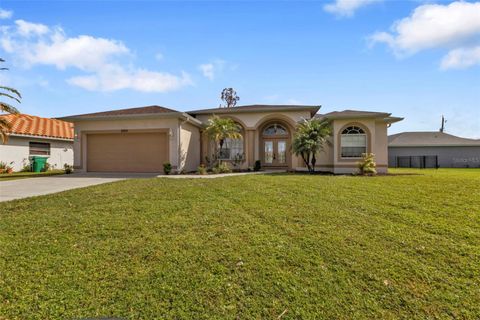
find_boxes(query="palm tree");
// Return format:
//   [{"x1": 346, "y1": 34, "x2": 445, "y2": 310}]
[
  {"x1": 292, "y1": 117, "x2": 332, "y2": 173},
  {"x1": 203, "y1": 115, "x2": 242, "y2": 164},
  {"x1": 0, "y1": 58, "x2": 21, "y2": 144}
]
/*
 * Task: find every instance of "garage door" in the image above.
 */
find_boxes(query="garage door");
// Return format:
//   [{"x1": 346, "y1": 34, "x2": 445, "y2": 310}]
[{"x1": 87, "y1": 132, "x2": 168, "y2": 172}]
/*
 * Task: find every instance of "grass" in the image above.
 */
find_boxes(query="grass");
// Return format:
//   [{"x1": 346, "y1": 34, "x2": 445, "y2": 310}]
[
  {"x1": 0, "y1": 168, "x2": 479, "y2": 319},
  {"x1": 0, "y1": 170, "x2": 65, "y2": 181}
]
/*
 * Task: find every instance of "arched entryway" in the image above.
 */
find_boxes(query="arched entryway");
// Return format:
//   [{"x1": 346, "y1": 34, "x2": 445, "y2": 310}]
[{"x1": 259, "y1": 121, "x2": 292, "y2": 168}]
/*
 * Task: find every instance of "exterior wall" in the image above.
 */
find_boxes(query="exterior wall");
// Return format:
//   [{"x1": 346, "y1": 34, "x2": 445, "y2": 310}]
[
  {"x1": 196, "y1": 111, "x2": 311, "y2": 169},
  {"x1": 179, "y1": 121, "x2": 201, "y2": 172},
  {"x1": 332, "y1": 119, "x2": 389, "y2": 174},
  {"x1": 388, "y1": 146, "x2": 480, "y2": 168},
  {"x1": 72, "y1": 118, "x2": 180, "y2": 172},
  {"x1": 0, "y1": 136, "x2": 73, "y2": 171},
  {"x1": 295, "y1": 118, "x2": 390, "y2": 174}
]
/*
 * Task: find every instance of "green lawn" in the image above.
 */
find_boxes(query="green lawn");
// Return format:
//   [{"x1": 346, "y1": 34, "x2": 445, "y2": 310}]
[
  {"x1": 0, "y1": 170, "x2": 65, "y2": 181},
  {"x1": 0, "y1": 169, "x2": 479, "y2": 319}
]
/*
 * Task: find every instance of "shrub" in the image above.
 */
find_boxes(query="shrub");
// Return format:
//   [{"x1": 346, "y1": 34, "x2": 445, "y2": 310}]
[
  {"x1": 64, "y1": 163, "x2": 74, "y2": 174},
  {"x1": 163, "y1": 162, "x2": 172, "y2": 175},
  {"x1": 20, "y1": 164, "x2": 31, "y2": 172},
  {"x1": 254, "y1": 160, "x2": 261, "y2": 172},
  {"x1": 0, "y1": 161, "x2": 14, "y2": 174},
  {"x1": 41, "y1": 161, "x2": 51, "y2": 172},
  {"x1": 20, "y1": 158, "x2": 31, "y2": 172},
  {"x1": 357, "y1": 153, "x2": 377, "y2": 176},
  {"x1": 0, "y1": 161, "x2": 7, "y2": 174},
  {"x1": 197, "y1": 164, "x2": 208, "y2": 175},
  {"x1": 212, "y1": 162, "x2": 231, "y2": 174}
]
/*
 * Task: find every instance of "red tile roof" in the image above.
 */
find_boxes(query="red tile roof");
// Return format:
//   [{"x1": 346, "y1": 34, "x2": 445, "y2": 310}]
[{"x1": 0, "y1": 114, "x2": 74, "y2": 140}]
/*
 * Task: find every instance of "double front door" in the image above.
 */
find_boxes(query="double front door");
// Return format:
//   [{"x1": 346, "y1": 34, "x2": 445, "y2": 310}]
[{"x1": 263, "y1": 139, "x2": 288, "y2": 167}]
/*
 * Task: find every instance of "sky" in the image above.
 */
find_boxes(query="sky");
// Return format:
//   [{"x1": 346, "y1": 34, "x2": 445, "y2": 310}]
[{"x1": 0, "y1": 0, "x2": 479, "y2": 137}]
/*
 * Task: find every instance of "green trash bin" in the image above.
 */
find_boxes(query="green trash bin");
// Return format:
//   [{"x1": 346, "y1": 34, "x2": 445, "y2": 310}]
[{"x1": 32, "y1": 156, "x2": 48, "y2": 172}]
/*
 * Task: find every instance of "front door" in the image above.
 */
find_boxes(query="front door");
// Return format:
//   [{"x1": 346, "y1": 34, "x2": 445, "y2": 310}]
[{"x1": 263, "y1": 139, "x2": 288, "y2": 167}]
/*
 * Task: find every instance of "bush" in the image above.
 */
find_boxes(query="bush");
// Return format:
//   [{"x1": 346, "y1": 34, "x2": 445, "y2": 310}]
[
  {"x1": 197, "y1": 164, "x2": 208, "y2": 175},
  {"x1": 0, "y1": 161, "x2": 7, "y2": 174},
  {"x1": 357, "y1": 153, "x2": 377, "y2": 176},
  {"x1": 163, "y1": 162, "x2": 172, "y2": 175},
  {"x1": 254, "y1": 160, "x2": 261, "y2": 172},
  {"x1": 64, "y1": 163, "x2": 74, "y2": 174},
  {"x1": 212, "y1": 162, "x2": 231, "y2": 174},
  {"x1": 20, "y1": 164, "x2": 32, "y2": 172},
  {"x1": 0, "y1": 161, "x2": 14, "y2": 174},
  {"x1": 41, "y1": 161, "x2": 51, "y2": 172}
]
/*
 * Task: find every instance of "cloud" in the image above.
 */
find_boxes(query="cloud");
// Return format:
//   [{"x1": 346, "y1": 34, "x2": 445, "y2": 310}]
[
  {"x1": 15, "y1": 20, "x2": 49, "y2": 37},
  {"x1": 370, "y1": 1, "x2": 480, "y2": 70},
  {"x1": 67, "y1": 65, "x2": 192, "y2": 92},
  {"x1": 324, "y1": 0, "x2": 381, "y2": 17},
  {"x1": 0, "y1": 9, "x2": 12, "y2": 19},
  {"x1": 1, "y1": 22, "x2": 128, "y2": 70},
  {"x1": 198, "y1": 59, "x2": 226, "y2": 80},
  {"x1": 198, "y1": 63, "x2": 214, "y2": 80},
  {"x1": 441, "y1": 46, "x2": 480, "y2": 70},
  {"x1": 0, "y1": 19, "x2": 192, "y2": 92}
]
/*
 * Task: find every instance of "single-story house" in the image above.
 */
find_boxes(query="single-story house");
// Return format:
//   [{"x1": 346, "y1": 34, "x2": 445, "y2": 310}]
[
  {"x1": 0, "y1": 114, "x2": 74, "y2": 171},
  {"x1": 60, "y1": 105, "x2": 402, "y2": 174},
  {"x1": 388, "y1": 131, "x2": 480, "y2": 168}
]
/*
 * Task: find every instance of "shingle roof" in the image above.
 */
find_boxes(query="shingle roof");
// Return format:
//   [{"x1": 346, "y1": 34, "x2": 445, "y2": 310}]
[
  {"x1": 188, "y1": 104, "x2": 321, "y2": 116},
  {"x1": 317, "y1": 110, "x2": 391, "y2": 118},
  {"x1": 389, "y1": 132, "x2": 480, "y2": 147},
  {"x1": 62, "y1": 105, "x2": 178, "y2": 119},
  {"x1": 0, "y1": 114, "x2": 73, "y2": 140},
  {"x1": 316, "y1": 109, "x2": 403, "y2": 123}
]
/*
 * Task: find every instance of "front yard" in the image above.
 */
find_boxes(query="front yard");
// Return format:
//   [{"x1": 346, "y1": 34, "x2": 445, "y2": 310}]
[{"x1": 0, "y1": 169, "x2": 479, "y2": 319}]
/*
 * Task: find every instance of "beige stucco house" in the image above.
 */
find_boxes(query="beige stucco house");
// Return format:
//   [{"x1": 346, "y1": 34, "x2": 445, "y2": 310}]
[{"x1": 60, "y1": 105, "x2": 402, "y2": 174}]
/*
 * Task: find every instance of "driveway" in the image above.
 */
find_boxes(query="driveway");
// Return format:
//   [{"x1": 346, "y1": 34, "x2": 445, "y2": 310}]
[{"x1": 0, "y1": 172, "x2": 158, "y2": 202}]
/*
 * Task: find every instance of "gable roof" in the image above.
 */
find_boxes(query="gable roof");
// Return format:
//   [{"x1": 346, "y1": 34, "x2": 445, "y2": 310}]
[
  {"x1": 389, "y1": 132, "x2": 480, "y2": 147},
  {"x1": 0, "y1": 114, "x2": 73, "y2": 140},
  {"x1": 188, "y1": 104, "x2": 321, "y2": 117},
  {"x1": 316, "y1": 109, "x2": 403, "y2": 123}
]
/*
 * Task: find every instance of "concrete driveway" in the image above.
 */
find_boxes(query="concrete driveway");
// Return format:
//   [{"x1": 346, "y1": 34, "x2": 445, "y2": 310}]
[{"x1": 0, "y1": 172, "x2": 158, "y2": 202}]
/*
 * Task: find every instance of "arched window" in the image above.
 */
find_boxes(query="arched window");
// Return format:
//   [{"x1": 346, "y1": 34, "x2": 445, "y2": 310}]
[
  {"x1": 263, "y1": 123, "x2": 288, "y2": 136},
  {"x1": 341, "y1": 125, "x2": 366, "y2": 158}
]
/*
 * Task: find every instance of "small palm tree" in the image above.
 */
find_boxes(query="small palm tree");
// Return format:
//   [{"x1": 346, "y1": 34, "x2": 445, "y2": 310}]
[
  {"x1": 203, "y1": 115, "x2": 242, "y2": 164},
  {"x1": 292, "y1": 117, "x2": 331, "y2": 173},
  {"x1": 0, "y1": 58, "x2": 21, "y2": 144}
]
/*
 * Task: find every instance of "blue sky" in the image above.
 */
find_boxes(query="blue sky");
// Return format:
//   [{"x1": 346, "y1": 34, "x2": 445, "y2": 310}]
[{"x1": 0, "y1": 0, "x2": 479, "y2": 137}]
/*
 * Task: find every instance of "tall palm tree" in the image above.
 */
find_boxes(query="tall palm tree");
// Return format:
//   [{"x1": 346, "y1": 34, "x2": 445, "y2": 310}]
[
  {"x1": 292, "y1": 117, "x2": 331, "y2": 173},
  {"x1": 0, "y1": 58, "x2": 21, "y2": 144},
  {"x1": 203, "y1": 115, "x2": 242, "y2": 163}
]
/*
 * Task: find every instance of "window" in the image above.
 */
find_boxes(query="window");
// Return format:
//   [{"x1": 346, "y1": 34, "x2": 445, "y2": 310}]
[
  {"x1": 218, "y1": 137, "x2": 244, "y2": 160},
  {"x1": 341, "y1": 126, "x2": 366, "y2": 158},
  {"x1": 263, "y1": 124, "x2": 288, "y2": 136},
  {"x1": 29, "y1": 142, "x2": 51, "y2": 155}
]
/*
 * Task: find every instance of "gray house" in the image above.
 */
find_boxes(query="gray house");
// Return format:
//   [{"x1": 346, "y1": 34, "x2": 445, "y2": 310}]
[{"x1": 388, "y1": 132, "x2": 480, "y2": 168}]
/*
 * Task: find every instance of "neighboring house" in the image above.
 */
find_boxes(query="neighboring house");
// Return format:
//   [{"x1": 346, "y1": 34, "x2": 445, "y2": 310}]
[
  {"x1": 0, "y1": 114, "x2": 74, "y2": 171},
  {"x1": 60, "y1": 105, "x2": 402, "y2": 174},
  {"x1": 388, "y1": 132, "x2": 480, "y2": 168}
]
